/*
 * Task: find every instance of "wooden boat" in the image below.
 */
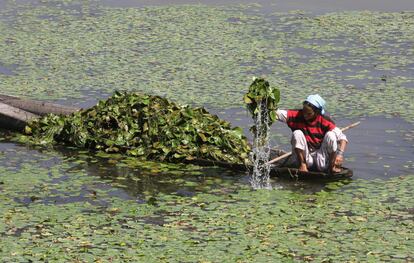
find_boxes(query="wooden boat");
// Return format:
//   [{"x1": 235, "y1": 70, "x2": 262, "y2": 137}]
[
  {"x1": 0, "y1": 94, "x2": 80, "y2": 131},
  {"x1": 184, "y1": 150, "x2": 353, "y2": 180},
  {"x1": 269, "y1": 165, "x2": 353, "y2": 180},
  {"x1": 0, "y1": 102, "x2": 40, "y2": 131},
  {"x1": 0, "y1": 94, "x2": 80, "y2": 116},
  {"x1": 0, "y1": 94, "x2": 353, "y2": 180},
  {"x1": 269, "y1": 149, "x2": 352, "y2": 180}
]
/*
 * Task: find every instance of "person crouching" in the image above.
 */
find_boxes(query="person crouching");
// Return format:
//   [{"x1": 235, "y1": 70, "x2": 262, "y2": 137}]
[{"x1": 275, "y1": 94, "x2": 348, "y2": 173}]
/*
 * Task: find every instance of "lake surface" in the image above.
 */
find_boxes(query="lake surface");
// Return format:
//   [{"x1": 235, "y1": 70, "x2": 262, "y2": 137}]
[{"x1": 0, "y1": 1, "x2": 413, "y2": 261}]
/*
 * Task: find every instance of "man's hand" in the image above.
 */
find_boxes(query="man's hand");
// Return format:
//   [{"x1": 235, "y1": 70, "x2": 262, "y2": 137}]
[
  {"x1": 332, "y1": 154, "x2": 343, "y2": 173},
  {"x1": 331, "y1": 140, "x2": 347, "y2": 173}
]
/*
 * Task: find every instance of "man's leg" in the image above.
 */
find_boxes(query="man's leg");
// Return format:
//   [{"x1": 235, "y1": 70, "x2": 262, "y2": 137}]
[
  {"x1": 291, "y1": 130, "x2": 312, "y2": 172},
  {"x1": 315, "y1": 131, "x2": 337, "y2": 172}
]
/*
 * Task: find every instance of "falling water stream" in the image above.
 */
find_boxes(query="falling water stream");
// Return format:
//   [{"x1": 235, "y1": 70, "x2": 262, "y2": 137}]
[{"x1": 249, "y1": 99, "x2": 272, "y2": 189}]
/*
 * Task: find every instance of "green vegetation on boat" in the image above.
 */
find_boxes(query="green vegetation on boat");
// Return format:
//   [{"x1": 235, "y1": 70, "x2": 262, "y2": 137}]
[{"x1": 25, "y1": 91, "x2": 251, "y2": 165}]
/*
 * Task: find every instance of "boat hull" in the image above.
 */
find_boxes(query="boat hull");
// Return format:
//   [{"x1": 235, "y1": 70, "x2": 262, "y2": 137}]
[{"x1": 270, "y1": 166, "x2": 353, "y2": 180}]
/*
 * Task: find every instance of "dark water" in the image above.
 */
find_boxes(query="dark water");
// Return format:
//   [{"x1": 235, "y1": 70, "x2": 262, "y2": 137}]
[
  {"x1": 0, "y1": 0, "x2": 413, "y2": 197},
  {"x1": 0, "y1": 63, "x2": 15, "y2": 75}
]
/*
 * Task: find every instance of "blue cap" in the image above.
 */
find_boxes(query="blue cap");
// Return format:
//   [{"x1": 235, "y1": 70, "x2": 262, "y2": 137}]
[{"x1": 305, "y1": 94, "x2": 326, "y2": 115}]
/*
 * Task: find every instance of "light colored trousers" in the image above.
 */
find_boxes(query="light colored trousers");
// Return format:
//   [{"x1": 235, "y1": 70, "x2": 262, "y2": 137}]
[{"x1": 290, "y1": 130, "x2": 338, "y2": 172}]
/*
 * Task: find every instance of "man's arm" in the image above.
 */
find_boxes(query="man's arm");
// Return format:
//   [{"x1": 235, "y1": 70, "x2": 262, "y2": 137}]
[
  {"x1": 330, "y1": 128, "x2": 348, "y2": 172},
  {"x1": 275, "y1": 109, "x2": 288, "y2": 123},
  {"x1": 337, "y1": 139, "x2": 347, "y2": 154}
]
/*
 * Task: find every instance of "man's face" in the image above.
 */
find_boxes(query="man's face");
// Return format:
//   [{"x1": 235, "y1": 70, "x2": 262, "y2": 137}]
[{"x1": 303, "y1": 104, "x2": 317, "y2": 122}]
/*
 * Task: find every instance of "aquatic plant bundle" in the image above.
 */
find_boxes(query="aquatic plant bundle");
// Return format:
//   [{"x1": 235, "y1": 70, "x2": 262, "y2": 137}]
[
  {"x1": 243, "y1": 77, "x2": 280, "y2": 137},
  {"x1": 243, "y1": 78, "x2": 280, "y2": 188},
  {"x1": 25, "y1": 91, "x2": 251, "y2": 165}
]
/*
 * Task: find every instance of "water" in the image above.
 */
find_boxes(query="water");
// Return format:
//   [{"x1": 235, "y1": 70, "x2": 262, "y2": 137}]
[
  {"x1": 249, "y1": 100, "x2": 271, "y2": 189},
  {"x1": 0, "y1": 63, "x2": 16, "y2": 75}
]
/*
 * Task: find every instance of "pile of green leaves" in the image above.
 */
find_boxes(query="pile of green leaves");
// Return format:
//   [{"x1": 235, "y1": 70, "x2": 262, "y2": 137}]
[
  {"x1": 244, "y1": 78, "x2": 280, "y2": 126},
  {"x1": 25, "y1": 91, "x2": 251, "y2": 165}
]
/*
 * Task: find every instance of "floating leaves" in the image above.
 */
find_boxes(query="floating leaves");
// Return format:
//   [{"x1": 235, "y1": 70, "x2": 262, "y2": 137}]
[
  {"x1": 0, "y1": 2, "x2": 413, "y2": 122},
  {"x1": 0, "y1": 152, "x2": 413, "y2": 261}
]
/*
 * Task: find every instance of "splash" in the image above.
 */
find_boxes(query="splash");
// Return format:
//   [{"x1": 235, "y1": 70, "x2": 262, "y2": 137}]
[{"x1": 249, "y1": 98, "x2": 272, "y2": 189}]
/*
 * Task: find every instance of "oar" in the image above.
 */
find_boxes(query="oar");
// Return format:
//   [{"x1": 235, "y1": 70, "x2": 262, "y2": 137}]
[{"x1": 266, "y1": 121, "x2": 361, "y2": 165}]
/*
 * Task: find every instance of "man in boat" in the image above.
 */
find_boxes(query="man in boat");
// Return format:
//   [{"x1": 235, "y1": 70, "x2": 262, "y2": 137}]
[{"x1": 275, "y1": 94, "x2": 348, "y2": 173}]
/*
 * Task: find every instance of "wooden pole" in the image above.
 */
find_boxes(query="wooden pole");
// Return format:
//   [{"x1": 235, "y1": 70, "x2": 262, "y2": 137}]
[
  {"x1": 266, "y1": 121, "x2": 361, "y2": 165},
  {"x1": 0, "y1": 94, "x2": 80, "y2": 116}
]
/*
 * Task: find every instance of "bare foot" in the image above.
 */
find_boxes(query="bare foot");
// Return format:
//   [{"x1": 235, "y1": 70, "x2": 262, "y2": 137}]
[
  {"x1": 299, "y1": 163, "x2": 308, "y2": 172},
  {"x1": 331, "y1": 165, "x2": 342, "y2": 173}
]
